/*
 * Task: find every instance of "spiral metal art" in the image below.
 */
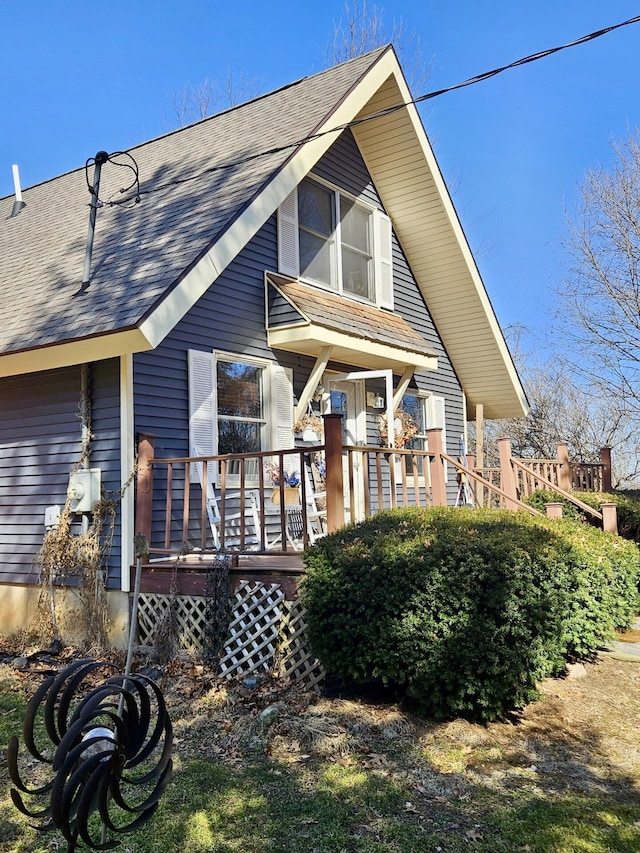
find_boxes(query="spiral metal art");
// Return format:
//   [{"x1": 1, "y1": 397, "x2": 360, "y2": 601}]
[{"x1": 7, "y1": 658, "x2": 173, "y2": 851}]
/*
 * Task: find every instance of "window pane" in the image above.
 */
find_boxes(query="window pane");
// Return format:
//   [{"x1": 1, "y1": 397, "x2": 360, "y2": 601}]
[
  {"x1": 402, "y1": 394, "x2": 425, "y2": 432},
  {"x1": 342, "y1": 247, "x2": 371, "y2": 298},
  {"x1": 341, "y1": 197, "x2": 372, "y2": 298},
  {"x1": 340, "y1": 197, "x2": 370, "y2": 253},
  {"x1": 300, "y1": 230, "x2": 333, "y2": 286},
  {"x1": 299, "y1": 180, "x2": 333, "y2": 235},
  {"x1": 402, "y1": 394, "x2": 428, "y2": 476},
  {"x1": 217, "y1": 361, "x2": 262, "y2": 418},
  {"x1": 218, "y1": 420, "x2": 261, "y2": 455}
]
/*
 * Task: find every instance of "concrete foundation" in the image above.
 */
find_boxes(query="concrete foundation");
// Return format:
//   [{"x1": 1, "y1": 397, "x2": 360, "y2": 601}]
[{"x1": 0, "y1": 584, "x2": 130, "y2": 650}]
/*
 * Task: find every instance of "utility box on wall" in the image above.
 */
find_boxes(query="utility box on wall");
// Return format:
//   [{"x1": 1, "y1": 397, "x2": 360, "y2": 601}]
[{"x1": 67, "y1": 469, "x2": 101, "y2": 513}]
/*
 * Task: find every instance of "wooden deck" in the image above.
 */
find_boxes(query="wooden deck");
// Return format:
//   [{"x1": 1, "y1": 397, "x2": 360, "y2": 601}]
[{"x1": 133, "y1": 552, "x2": 306, "y2": 600}]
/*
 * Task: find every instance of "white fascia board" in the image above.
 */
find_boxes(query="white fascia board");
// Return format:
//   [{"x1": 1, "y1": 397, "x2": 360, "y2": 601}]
[
  {"x1": 0, "y1": 328, "x2": 152, "y2": 379},
  {"x1": 138, "y1": 52, "x2": 401, "y2": 351}
]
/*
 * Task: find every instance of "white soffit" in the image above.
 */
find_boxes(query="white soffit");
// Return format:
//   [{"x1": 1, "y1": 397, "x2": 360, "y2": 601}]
[{"x1": 352, "y1": 68, "x2": 528, "y2": 419}]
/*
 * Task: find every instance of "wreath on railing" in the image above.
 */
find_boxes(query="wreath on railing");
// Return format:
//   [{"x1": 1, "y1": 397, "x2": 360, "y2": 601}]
[{"x1": 378, "y1": 410, "x2": 420, "y2": 449}]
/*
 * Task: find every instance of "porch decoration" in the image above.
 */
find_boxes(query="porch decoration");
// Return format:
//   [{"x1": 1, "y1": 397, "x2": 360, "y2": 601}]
[
  {"x1": 378, "y1": 409, "x2": 419, "y2": 449},
  {"x1": 293, "y1": 412, "x2": 324, "y2": 442}
]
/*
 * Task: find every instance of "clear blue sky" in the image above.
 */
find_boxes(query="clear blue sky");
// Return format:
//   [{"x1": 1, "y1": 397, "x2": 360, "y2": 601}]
[{"x1": 2, "y1": 1, "x2": 639, "y2": 347}]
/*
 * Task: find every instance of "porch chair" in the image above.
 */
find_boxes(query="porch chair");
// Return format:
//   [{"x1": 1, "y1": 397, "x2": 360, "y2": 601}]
[
  {"x1": 193, "y1": 449, "x2": 260, "y2": 550},
  {"x1": 251, "y1": 460, "x2": 326, "y2": 551}
]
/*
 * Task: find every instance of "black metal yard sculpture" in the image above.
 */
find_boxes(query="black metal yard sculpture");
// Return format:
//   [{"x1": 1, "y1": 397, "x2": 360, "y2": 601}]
[
  {"x1": 7, "y1": 534, "x2": 172, "y2": 852},
  {"x1": 7, "y1": 658, "x2": 173, "y2": 851}
]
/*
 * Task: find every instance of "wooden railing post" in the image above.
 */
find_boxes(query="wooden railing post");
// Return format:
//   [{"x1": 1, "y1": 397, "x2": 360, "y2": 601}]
[
  {"x1": 135, "y1": 433, "x2": 155, "y2": 563},
  {"x1": 600, "y1": 502, "x2": 618, "y2": 535},
  {"x1": 556, "y1": 442, "x2": 572, "y2": 491},
  {"x1": 426, "y1": 428, "x2": 447, "y2": 506},
  {"x1": 323, "y1": 414, "x2": 345, "y2": 533},
  {"x1": 497, "y1": 437, "x2": 519, "y2": 510},
  {"x1": 545, "y1": 502, "x2": 564, "y2": 520},
  {"x1": 600, "y1": 447, "x2": 612, "y2": 492}
]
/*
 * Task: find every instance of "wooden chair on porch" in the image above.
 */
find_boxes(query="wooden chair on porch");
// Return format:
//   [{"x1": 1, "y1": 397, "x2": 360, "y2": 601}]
[{"x1": 194, "y1": 449, "x2": 260, "y2": 550}]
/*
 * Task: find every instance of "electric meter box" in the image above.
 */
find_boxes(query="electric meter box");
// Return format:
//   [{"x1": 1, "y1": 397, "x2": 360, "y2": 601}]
[{"x1": 67, "y1": 469, "x2": 101, "y2": 513}]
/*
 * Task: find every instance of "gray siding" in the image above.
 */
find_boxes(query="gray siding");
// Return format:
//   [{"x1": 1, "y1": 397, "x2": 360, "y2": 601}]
[
  {"x1": 0, "y1": 360, "x2": 122, "y2": 585},
  {"x1": 134, "y1": 129, "x2": 464, "y2": 504},
  {"x1": 90, "y1": 359, "x2": 123, "y2": 588},
  {"x1": 268, "y1": 286, "x2": 306, "y2": 327}
]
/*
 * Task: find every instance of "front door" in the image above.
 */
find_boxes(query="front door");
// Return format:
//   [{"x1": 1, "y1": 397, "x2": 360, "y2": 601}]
[{"x1": 328, "y1": 378, "x2": 366, "y2": 521}]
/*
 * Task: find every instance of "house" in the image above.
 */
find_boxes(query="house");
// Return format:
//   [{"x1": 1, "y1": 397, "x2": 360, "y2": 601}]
[{"x1": 0, "y1": 46, "x2": 527, "y2": 644}]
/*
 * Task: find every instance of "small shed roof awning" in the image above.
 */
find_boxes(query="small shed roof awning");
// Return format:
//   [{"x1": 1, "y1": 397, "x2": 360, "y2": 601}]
[{"x1": 266, "y1": 274, "x2": 438, "y2": 373}]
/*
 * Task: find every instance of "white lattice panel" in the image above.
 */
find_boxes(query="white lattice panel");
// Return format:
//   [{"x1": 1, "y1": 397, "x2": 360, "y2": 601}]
[
  {"x1": 136, "y1": 583, "x2": 324, "y2": 689},
  {"x1": 138, "y1": 593, "x2": 207, "y2": 651},
  {"x1": 276, "y1": 599, "x2": 325, "y2": 692},
  {"x1": 218, "y1": 581, "x2": 285, "y2": 679}
]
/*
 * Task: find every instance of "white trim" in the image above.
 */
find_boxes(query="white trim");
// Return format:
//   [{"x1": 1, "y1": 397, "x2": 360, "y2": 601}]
[
  {"x1": 120, "y1": 354, "x2": 134, "y2": 593},
  {"x1": 0, "y1": 328, "x2": 151, "y2": 379},
  {"x1": 268, "y1": 324, "x2": 437, "y2": 371}
]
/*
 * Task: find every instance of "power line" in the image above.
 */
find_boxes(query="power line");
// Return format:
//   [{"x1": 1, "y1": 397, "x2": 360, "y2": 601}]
[{"x1": 106, "y1": 13, "x2": 640, "y2": 206}]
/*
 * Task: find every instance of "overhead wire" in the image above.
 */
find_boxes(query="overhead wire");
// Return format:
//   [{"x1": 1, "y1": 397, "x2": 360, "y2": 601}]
[{"x1": 101, "y1": 13, "x2": 640, "y2": 207}]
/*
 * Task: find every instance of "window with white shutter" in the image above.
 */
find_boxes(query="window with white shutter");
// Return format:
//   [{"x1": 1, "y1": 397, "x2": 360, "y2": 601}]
[
  {"x1": 188, "y1": 351, "x2": 294, "y2": 485},
  {"x1": 188, "y1": 349, "x2": 216, "y2": 482},
  {"x1": 277, "y1": 175, "x2": 393, "y2": 307},
  {"x1": 277, "y1": 188, "x2": 299, "y2": 277}
]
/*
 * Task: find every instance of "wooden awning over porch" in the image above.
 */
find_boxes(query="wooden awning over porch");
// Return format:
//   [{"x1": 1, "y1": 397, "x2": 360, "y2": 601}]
[{"x1": 266, "y1": 273, "x2": 438, "y2": 373}]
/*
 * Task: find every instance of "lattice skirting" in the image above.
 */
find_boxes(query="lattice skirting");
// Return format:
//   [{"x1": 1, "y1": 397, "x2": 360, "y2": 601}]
[{"x1": 137, "y1": 581, "x2": 325, "y2": 690}]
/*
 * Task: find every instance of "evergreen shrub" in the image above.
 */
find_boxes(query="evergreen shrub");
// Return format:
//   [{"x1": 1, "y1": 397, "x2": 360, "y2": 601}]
[{"x1": 302, "y1": 507, "x2": 640, "y2": 722}]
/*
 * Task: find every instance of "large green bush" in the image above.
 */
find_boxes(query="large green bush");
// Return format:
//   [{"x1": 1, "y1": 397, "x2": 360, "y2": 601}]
[{"x1": 302, "y1": 507, "x2": 640, "y2": 722}]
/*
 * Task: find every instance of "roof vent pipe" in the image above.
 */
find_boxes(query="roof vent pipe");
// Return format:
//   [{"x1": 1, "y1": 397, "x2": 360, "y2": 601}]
[
  {"x1": 82, "y1": 151, "x2": 109, "y2": 287},
  {"x1": 10, "y1": 165, "x2": 26, "y2": 217}
]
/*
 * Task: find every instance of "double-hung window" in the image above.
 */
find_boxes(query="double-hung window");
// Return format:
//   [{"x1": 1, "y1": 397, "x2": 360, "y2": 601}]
[
  {"x1": 216, "y1": 358, "x2": 265, "y2": 457},
  {"x1": 278, "y1": 176, "x2": 393, "y2": 308}
]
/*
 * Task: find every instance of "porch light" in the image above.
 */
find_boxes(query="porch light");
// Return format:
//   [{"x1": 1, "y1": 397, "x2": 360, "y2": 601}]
[{"x1": 373, "y1": 395, "x2": 385, "y2": 409}]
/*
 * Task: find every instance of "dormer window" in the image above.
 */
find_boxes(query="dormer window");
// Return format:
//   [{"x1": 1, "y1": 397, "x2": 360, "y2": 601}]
[{"x1": 278, "y1": 176, "x2": 393, "y2": 309}]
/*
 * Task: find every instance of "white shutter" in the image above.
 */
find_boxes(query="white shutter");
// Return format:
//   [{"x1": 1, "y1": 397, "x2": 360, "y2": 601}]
[
  {"x1": 277, "y1": 188, "x2": 299, "y2": 277},
  {"x1": 374, "y1": 210, "x2": 393, "y2": 309},
  {"x1": 272, "y1": 365, "x2": 294, "y2": 452},
  {"x1": 431, "y1": 395, "x2": 447, "y2": 482},
  {"x1": 188, "y1": 349, "x2": 217, "y2": 483}
]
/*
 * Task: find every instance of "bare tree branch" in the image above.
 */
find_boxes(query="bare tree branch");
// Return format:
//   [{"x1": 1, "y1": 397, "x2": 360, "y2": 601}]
[
  {"x1": 169, "y1": 69, "x2": 263, "y2": 127},
  {"x1": 327, "y1": 0, "x2": 432, "y2": 91}
]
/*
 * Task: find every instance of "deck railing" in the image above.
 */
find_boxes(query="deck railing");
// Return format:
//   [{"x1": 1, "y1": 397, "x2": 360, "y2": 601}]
[
  {"x1": 135, "y1": 417, "x2": 449, "y2": 560},
  {"x1": 134, "y1": 426, "x2": 617, "y2": 561}
]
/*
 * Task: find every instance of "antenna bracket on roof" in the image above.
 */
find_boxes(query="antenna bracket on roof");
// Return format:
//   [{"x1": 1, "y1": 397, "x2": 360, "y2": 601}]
[{"x1": 81, "y1": 151, "x2": 110, "y2": 287}]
